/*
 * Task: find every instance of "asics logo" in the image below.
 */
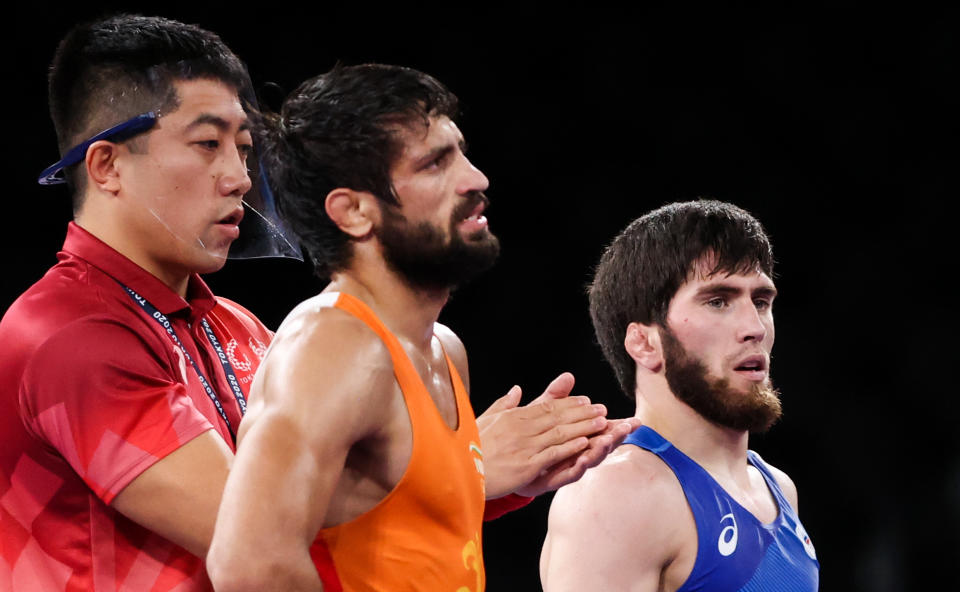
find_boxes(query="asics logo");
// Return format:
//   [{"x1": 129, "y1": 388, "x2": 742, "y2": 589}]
[{"x1": 718, "y1": 513, "x2": 738, "y2": 556}]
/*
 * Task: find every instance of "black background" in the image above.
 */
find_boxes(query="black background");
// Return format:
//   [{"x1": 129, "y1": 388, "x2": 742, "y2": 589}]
[{"x1": 4, "y1": 5, "x2": 957, "y2": 591}]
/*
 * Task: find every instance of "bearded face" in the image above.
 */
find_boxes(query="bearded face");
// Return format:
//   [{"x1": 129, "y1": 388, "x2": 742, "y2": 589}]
[
  {"x1": 377, "y1": 191, "x2": 500, "y2": 291},
  {"x1": 660, "y1": 325, "x2": 782, "y2": 433}
]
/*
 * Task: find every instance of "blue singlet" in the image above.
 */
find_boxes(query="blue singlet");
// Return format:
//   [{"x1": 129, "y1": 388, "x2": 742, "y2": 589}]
[{"x1": 622, "y1": 427, "x2": 820, "y2": 592}]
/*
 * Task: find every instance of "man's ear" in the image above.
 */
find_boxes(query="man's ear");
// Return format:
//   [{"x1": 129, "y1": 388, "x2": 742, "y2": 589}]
[
  {"x1": 625, "y1": 322, "x2": 664, "y2": 372},
  {"x1": 325, "y1": 188, "x2": 378, "y2": 238},
  {"x1": 85, "y1": 140, "x2": 121, "y2": 195}
]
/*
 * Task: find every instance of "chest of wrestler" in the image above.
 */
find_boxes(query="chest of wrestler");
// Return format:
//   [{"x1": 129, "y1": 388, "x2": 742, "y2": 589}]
[
  {"x1": 659, "y1": 497, "x2": 785, "y2": 592},
  {"x1": 312, "y1": 294, "x2": 487, "y2": 590},
  {"x1": 651, "y1": 458, "x2": 819, "y2": 592},
  {"x1": 326, "y1": 376, "x2": 483, "y2": 527},
  {"x1": 669, "y1": 509, "x2": 819, "y2": 592},
  {"x1": 618, "y1": 428, "x2": 819, "y2": 592},
  {"x1": 316, "y1": 389, "x2": 487, "y2": 591}
]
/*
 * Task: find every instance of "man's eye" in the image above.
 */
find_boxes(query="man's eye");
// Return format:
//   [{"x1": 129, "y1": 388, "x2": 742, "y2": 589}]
[
  {"x1": 238, "y1": 144, "x2": 254, "y2": 159},
  {"x1": 421, "y1": 150, "x2": 454, "y2": 171},
  {"x1": 754, "y1": 299, "x2": 772, "y2": 310},
  {"x1": 196, "y1": 140, "x2": 220, "y2": 150},
  {"x1": 706, "y1": 298, "x2": 727, "y2": 309}
]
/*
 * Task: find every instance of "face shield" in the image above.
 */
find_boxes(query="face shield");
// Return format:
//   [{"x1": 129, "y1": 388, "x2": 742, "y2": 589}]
[{"x1": 38, "y1": 81, "x2": 302, "y2": 264}]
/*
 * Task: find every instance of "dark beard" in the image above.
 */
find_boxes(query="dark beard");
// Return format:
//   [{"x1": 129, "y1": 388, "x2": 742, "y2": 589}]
[
  {"x1": 661, "y1": 326, "x2": 782, "y2": 433},
  {"x1": 378, "y1": 192, "x2": 500, "y2": 291}
]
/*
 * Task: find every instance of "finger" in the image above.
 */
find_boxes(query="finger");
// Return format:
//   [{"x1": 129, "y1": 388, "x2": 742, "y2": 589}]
[
  {"x1": 575, "y1": 434, "x2": 618, "y2": 470},
  {"x1": 530, "y1": 396, "x2": 597, "y2": 415},
  {"x1": 520, "y1": 426, "x2": 635, "y2": 495},
  {"x1": 606, "y1": 425, "x2": 634, "y2": 448},
  {"x1": 505, "y1": 400, "x2": 606, "y2": 443},
  {"x1": 610, "y1": 418, "x2": 642, "y2": 441},
  {"x1": 523, "y1": 436, "x2": 621, "y2": 495},
  {"x1": 529, "y1": 372, "x2": 576, "y2": 405},
  {"x1": 530, "y1": 414, "x2": 611, "y2": 452},
  {"x1": 529, "y1": 457, "x2": 590, "y2": 493},
  {"x1": 613, "y1": 417, "x2": 643, "y2": 431},
  {"x1": 479, "y1": 385, "x2": 523, "y2": 418},
  {"x1": 528, "y1": 434, "x2": 591, "y2": 472},
  {"x1": 583, "y1": 420, "x2": 638, "y2": 455},
  {"x1": 591, "y1": 417, "x2": 641, "y2": 438}
]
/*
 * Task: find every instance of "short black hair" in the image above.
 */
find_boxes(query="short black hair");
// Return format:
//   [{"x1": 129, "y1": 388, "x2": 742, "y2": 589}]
[
  {"x1": 258, "y1": 63, "x2": 459, "y2": 278},
  {"x1": 48, "y1": 14, "x2": 249, "y2": 207},
  {"x1": 589, "y1": 200, "x2": 775, "y2": 398}
]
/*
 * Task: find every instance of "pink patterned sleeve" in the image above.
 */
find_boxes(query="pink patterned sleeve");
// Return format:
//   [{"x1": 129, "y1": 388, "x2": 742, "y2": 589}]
[{"x1": 18, "y1": 318, "x2": 214, "y2": 503}]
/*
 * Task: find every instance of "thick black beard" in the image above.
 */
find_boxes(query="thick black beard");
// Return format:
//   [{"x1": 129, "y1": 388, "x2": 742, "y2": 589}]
[
  {"x1": 661, "y1": 326, "x2": 782, "y2": 433},
  {"x1": 378, "y1": 193, "x2": 501, "y2": 291}
]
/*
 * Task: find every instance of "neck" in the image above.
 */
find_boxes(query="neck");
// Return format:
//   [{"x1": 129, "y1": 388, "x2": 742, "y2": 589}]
[
  {"x1": 326, "y1": 250, "x2": 449, "y2": 350},
  {"x1": 635, "y1": 379, "x2": 750, "y2": 478}
]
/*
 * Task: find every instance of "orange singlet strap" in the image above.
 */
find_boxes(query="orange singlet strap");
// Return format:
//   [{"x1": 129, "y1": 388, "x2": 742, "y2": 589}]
[{"x1": 332, "y1": 292, "x2": 466, "y2": 428}]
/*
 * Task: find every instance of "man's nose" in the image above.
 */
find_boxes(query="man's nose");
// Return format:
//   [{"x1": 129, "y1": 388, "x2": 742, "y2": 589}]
[
  {"x1": 457, "y1": 156, "x2": 490, "y2": 195},
  {"x1": 220, "y1": 148, "x2": 253, "y2": 197}
]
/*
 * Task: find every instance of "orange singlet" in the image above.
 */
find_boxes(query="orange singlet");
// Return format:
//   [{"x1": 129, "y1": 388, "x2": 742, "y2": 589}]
[{"x1": 309, "y1": 292, "x2": 487, "y2": 592}]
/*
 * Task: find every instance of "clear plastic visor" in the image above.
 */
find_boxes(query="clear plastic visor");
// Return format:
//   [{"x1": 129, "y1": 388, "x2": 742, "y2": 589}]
[{"x1": 38, "y1": 110, "x2": 301, "y2": 263}]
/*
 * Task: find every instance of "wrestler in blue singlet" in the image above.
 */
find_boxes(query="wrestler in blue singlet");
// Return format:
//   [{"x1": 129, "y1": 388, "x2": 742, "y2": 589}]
[{"x1": 623, "y1": 427, "x2": 820, "y2": 592}]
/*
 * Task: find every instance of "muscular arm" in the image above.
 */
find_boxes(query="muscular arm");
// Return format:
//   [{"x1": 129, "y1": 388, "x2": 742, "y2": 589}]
[
  {"x1": 206, "y1": 308, "x2": 395, "y2": 592},
  {"x1": 540, "y1": 448, "x2": 692, "y2": 592}
]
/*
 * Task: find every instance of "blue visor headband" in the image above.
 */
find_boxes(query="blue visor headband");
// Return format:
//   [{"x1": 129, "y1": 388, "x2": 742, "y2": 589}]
[{"x1": 38, "y1": 112, "x2": 158, "y2": 185}]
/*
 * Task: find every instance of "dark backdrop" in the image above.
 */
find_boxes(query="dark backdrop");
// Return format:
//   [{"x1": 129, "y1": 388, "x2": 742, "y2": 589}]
[{"x1": 4, "y1": 6, "x2": 957, "y2": 591}]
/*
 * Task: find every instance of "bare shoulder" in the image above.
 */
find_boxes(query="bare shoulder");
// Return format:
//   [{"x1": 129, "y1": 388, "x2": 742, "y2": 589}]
[
  {"x1": 433, "y1": 322, "x2": 465, "y2": 361},
  {"x1": 752, "y1": 452, "x2": 800, "y2": 511},
  {"x1": 552, "y1": 444, "x2": 690, "y2": 530},
  {"x1": 263, "y1": 293, "x2": 393, "y2": 391},
  {"x1": 433, "y1": 321, "x2": 469, "y2": 388},
  {"x1": 542, "y1": 445, "x2": 691, "y2": 591},
  {"x1": 245, "y1": 293, "x2": 397, "y2": 444}
]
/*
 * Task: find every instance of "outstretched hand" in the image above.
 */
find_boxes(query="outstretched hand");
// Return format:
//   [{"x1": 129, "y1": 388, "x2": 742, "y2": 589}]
[{"x1": 477, "y1": 373, "x2": 642, "y2": 499}]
